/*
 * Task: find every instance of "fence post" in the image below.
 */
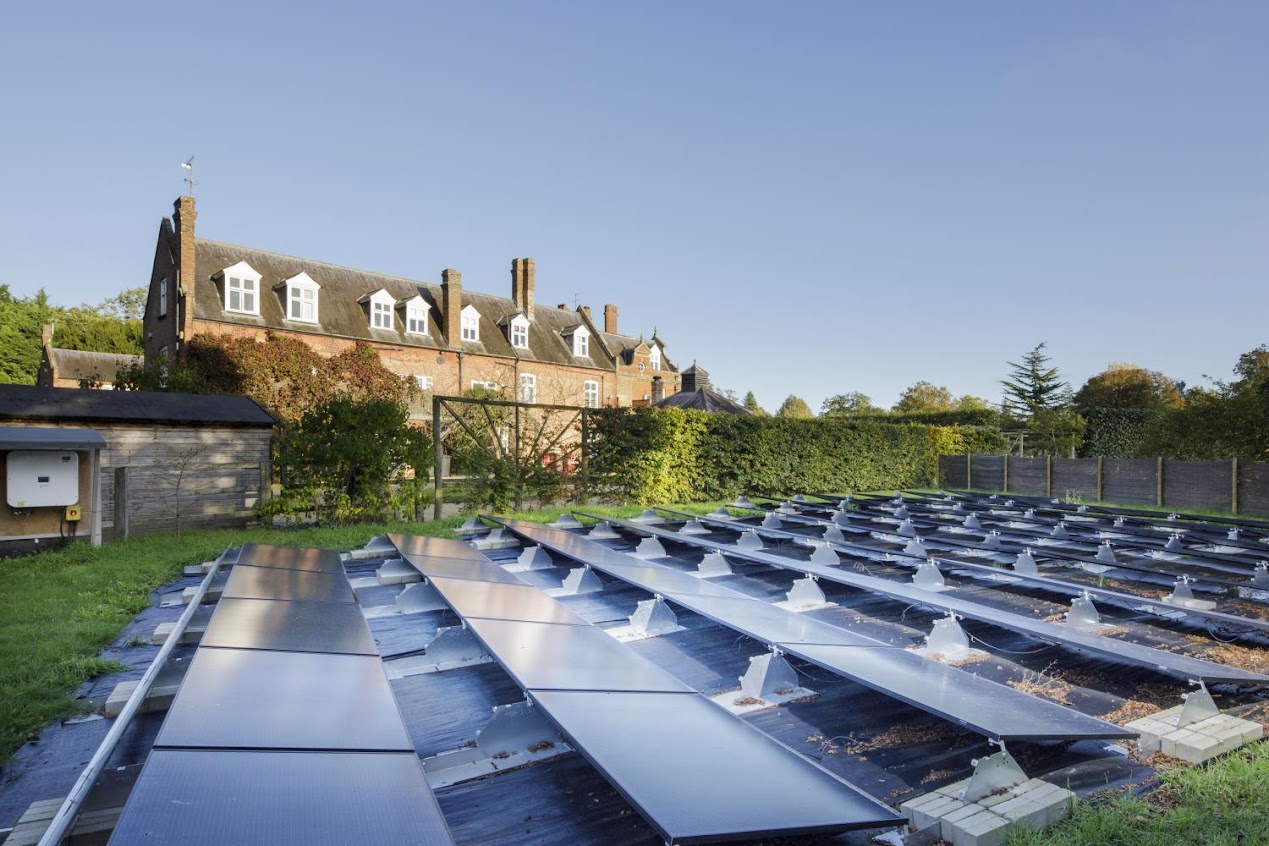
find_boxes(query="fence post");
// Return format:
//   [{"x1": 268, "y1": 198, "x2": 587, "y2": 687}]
[
  {"x1": 966, "y1": 453, "x2": 973, "y2": 490},
  {"x1": 1232, "y1": 458, "x2": 1239, "y2": 514},
  {"x1": 1003, "y1": 454, "x2": 1010, "y2": 493},
  {"x1": 1096, "y1": 456, "x2": 1104, "y2": 502},
  {"x1": 258, "y1": 461, "x2": 272, "y2": 506},
  {"x1": 432, "y1": 395, "x2": 444, "y2": 521},
  {"x1": 113, "y1": 467, "x2": 129, "y2": 540},
  {"x1": 579, "y1": 408, "x2": 590, "y2": 505},
  {"x1": 1046, "y1": 455, "x2": 1053, "y2": 497},
  {"x1": 1156, "y1": 457, "x2": 1165, "y2": 507}
]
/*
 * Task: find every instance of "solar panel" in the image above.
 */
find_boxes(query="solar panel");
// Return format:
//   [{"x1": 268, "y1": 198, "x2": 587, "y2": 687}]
[
  {"x1": 201, "y1": 598, "x2": 377, "y2": 655},
  {"x1": 397, "y1": 553, "x2": 527, "y2": 585},
  {"x1": 235, "y1": 543, "x2": 345, "y2": 573},
  {"x1": 155, "y1": 648, "x2": 412, "y2": 751},
  {"x1": 590, "y1": 517, "x2": 1269, "y2": 686},
  {"x1": 461, "y1": 616, "x2": 693, "y2": 693},
  {"x1": 387, "y1": 532, "x2": 489, "y2": 561},
  {"x1": 530, "y1": 690, "x2": 903, "y2": 842},
  {"x1": 221, "y1": 564, "x2": 357, "y2": 603},
  {"x1": 499, "y1": 519, "x2": 1135, "y2": 742},
  {"x1": 107, "y1": 750, "x2": 454, "y2": 845},
  {"x1": 427, "y1": 577, "x2": 588, "y2": 626}
]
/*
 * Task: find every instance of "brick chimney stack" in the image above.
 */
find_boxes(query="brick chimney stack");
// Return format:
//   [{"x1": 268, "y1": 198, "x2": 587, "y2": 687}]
[
  {"x1": 41, "y1": 323, "x2": 53, "y2": 347},
  {"x1": 173, "y1": 195, "x2": 197, "y2": 352},
  {"x1": 603, "y1": 304, "x2": 618, "y2": 334},
  {"x1": 442, "y1": 268, "x2": 462, "y2": 344},
  {"x1": 511, "y1": 258, "x2": 535, "y2": 319}
]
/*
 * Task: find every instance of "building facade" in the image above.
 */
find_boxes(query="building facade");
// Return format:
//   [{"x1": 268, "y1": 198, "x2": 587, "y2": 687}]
[{"x1": 143, "y1": 197, "x2": 678, "y2": 409}]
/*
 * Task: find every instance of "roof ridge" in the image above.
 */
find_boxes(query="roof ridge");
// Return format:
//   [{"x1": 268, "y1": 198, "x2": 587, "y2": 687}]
[{"x1": 197, "y1": 238, "x2": 437, "y2": 288}]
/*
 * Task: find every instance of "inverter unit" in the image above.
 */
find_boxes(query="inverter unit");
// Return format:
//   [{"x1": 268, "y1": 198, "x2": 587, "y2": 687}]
[{"x1": 6, "y1": 450, "x2": 79, "y2": 508}]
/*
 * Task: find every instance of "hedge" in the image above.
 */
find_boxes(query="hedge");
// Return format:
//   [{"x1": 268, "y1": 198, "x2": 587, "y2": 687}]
[{"x1": 586, "y1": 408, "x2": 1005, "y2": 503}]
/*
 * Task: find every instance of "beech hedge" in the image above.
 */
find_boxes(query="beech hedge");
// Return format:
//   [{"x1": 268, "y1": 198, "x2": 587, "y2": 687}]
[{"x1": 586, "y1": 408, "x2": 1005, "y2": 503}]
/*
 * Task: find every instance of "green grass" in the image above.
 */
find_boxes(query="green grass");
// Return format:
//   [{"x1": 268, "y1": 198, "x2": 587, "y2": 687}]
[
  {"x1": 1007, "y1": 740, "x2": 1269, "y2": 845},
  {"x1": 0, "y1": 501, "x2": 720, "y2": 768}
]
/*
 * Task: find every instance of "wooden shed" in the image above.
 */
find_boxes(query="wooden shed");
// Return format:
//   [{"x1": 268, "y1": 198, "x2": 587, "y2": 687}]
[{"x1": 0, "y1": 386, "x2": 275, "y2": 543}]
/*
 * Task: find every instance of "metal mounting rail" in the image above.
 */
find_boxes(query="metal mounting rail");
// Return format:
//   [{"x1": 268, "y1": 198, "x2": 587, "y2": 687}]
[
  {"x1": 669, "y1": 508, "x2": 1269, "y2": 636},
  {"x1": 495, "y1": 518, "x2": 1134, "y2": 743},
  {"x1": 37, "y1": 548, "x2": 231, "y2": 846},
  {"x1": 580, "y1": 515, "x2": 1269, "y2": 686}
]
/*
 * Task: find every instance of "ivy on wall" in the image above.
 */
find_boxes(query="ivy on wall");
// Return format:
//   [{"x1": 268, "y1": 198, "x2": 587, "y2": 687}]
[{"x1": 587, "y1": 408, "x2": 1005, "y2": 503}]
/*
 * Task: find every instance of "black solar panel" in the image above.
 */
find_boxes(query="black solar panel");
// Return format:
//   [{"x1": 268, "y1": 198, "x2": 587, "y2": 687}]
[
  {"x1": 462, "y1": 616, "x2": 693, "y2": 693},
  {"x1": 236, "y1": 543, "x2": 345, "y2": 573},
  {"x1": 201, "y1": 598, "x2": 377, "y2": 655},
  {"x1": 107, "y1": 750, "x2": 454, "y2": 845},
  {"x1": 222, "y1": 564, "x2": 356, "y2": 603},
  {"x1": 156, "y1": 648, "x2": 412, "y2": 751},
  {"x1": 530, "y1": 690, "x2": 903, "y2": 843}
]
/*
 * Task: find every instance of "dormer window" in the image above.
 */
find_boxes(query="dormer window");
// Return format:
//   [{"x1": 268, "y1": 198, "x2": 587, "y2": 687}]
[
  {"x1": 404, "y1": 297, "x2": 430, "y2": 335},
  {"x1": 510, "y1": 314, "x2": 529, "y2": 349},
  {"x1": 364, "y1": 289, "x2": 396, "y2": 330},
  {"x1": 649, "y1": 344, "x2": 661, "y2": 371},
  {"x1": 219, "y1": 261, "x2": 261, "y2": 315},
  {"x1": 281, "y1": 272, "x2": 320, "y2": 323},
  {"x1": 573, "y1": 326, "x2": 590, "y2": 357},
  {"x1": 460, "y1": 304, "x2": 481, "y2": 342}
]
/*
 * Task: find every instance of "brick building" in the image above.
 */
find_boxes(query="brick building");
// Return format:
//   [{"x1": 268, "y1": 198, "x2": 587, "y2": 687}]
[
  {"x1": 142, "y1": 197, "x2": 678, "y2": 408},
  {"x1": 37, "y1": 324, "x2": 142, "y2": 389}
]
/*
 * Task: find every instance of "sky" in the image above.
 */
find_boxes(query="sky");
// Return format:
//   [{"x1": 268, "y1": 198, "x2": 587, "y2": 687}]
[{"x1": 2, "y1": 2, "x2": 1267, "y2": 411}]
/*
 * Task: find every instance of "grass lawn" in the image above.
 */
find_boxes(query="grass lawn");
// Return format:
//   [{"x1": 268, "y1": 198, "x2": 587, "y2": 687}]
[{"x1": 0, "y1": 502, "x2": 714, "y2": 768}]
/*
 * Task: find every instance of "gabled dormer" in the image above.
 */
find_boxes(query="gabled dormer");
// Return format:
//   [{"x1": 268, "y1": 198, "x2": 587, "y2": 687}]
[
  {"x1": 277, "y1": 272, "x2": 321, "y2": 323},
  {"x1": 562, "y1": 324, "x2": 591, "y2": 358},
  {"x1": 649, "y1": 341, "x2": 662, "y2": 372},
  {"x1": 401, "y1": 294, "x2": 430, "y2": 336},
  {"x1": 214, "y1": 260, "x2": 262, "y2": 316},
  {"x1": 360, "y1": 288, "x2": 397, "y2": 331},
  {"x1": 459, "y1": 304, "x2": 481, "y2": 343},
  {"x1": 499, "y1": 312, "x2": 530, "y2": 349}
]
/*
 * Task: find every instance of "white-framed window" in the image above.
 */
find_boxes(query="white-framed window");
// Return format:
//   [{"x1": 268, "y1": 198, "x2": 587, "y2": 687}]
[
  {"x1": 368, "y1": 290, "x2": 396, "y2": 330},
  {"x1": 158, "y1": 276, "x2": 168, "y2": 317},
  {"x1": 283, "y1": 272, "x2": 320, "y2": 323},
  {"x1": 510, "y1": 314, "x2": 529, "y2": 349},
  {"x1": 405, "y1": 298, "x2": 430, "y2": 335},
  {"x1": 414, "y1": 375, "x2": 433, "y2": 391},
  {"x1": 519, "y1": 373, "x2": 537, "y2": 403},
  {"x1": 219, "y1": 261, "x2": 261, "y2": 315},
  {"x1": 460, "y1": 305, "x2": 480, "y2": 342},
  {"x1": 583, "y1": 380, "x2": 599, "y2": 408},
  {"x1": 471, "y1": 380, "x2": 499, "y2": 392},
  {"x1": 649, "y1": 344, "x2": 661, "y2": 371},
  {"x1": 573, "y1": 326, "x2": 590, "y2": 357}
]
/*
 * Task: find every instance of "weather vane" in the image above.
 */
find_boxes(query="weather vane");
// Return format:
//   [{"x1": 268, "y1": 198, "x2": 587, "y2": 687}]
[{"x1": 181, "y1": 156, "x2": 196, "y2": 197}]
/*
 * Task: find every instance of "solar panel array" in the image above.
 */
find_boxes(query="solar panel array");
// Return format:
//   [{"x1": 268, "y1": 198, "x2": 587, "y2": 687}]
[
  {"x1": 109, "y1": 544, "x2": 454, "y2": 846},
  {"x1": 386, "y1": 532, "x2": 905, "y2": 844}
]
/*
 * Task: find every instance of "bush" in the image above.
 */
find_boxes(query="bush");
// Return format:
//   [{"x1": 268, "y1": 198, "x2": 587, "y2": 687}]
[{"x1": 587, "y1": 408, "x2": 1005, "y2": 503}]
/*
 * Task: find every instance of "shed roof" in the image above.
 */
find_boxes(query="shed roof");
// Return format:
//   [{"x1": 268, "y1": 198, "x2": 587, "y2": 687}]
[
  {"x1": 47, "y1": 349, "x2": 142, "y2": 384},
  {"x1": 653, "y1": 387, "x2": 749, "y2": 414},
  {"x1": 0, "y1": 385, "x2": 276, "y2": 427},
  {"x1": 0, "y1": 426, "x2": 107, "y2": 451}
]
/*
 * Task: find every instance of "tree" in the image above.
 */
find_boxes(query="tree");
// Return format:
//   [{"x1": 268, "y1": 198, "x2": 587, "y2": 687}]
[
  {"x1": 742, "y1": 391, "x2": 767, "y2": 416},
  {"x1": 776, "y1": 395, "x2": 814, "y2": 418},
  {"x1": 1001, "y1": 342, "x2": 1067, "y2": 418},
  {"x1": 1073, "y1": 363, "x2": 1183, "y2": 412},
  {"x1": 821, "y1": 392, "x2": 877, "y2": 416},
  {"x1": 956, "y1": 395, "x2": 993, "y2": 411},
  {"x1": 892, "y1": 382, "x2": 956, "y2": 413}
]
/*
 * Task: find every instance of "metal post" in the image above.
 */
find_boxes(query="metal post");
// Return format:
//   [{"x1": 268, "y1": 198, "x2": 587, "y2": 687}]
[
  {"x1": 1231, "y1": 458, "x2": 1239, "y2": 514},
  {"x1": 579, "y1": 408, "x2": 590, "y2": 505},
  {"x1": 514, "y1": 401, "x2": 523, "y2": 511},
  {"x1": 432, "y1": 394, "x2": 444, "y2": 521},
  {"x1": 37, "y1": 550, "x2": 229, "y2": 846},
  {"x1": 113, "y1": 467, "x2": 129, "y2": 540},
  {"x1": 1157, "y1": 457, "x2": 1165, "y2": 507}
]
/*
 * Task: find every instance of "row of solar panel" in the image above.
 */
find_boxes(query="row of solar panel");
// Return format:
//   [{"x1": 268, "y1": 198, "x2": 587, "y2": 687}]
[
  {"x1": 108, "y1": 544, "x2": 455, "y2": 846},
  {"x1": 569, "y1": 514, "x2": 1269, "y2": 686},
  {"x1": 387, "y1": 533, "x2": 906, "y2": 843}
]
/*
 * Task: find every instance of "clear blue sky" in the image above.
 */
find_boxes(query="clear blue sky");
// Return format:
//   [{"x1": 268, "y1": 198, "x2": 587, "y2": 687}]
[{"x1": 2, "y1": 2, "x2": 1266, "y2": 411}]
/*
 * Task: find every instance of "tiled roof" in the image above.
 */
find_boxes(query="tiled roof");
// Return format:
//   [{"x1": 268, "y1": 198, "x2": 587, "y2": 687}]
[{"x1": 48, "y1": 349, "x2": 141, "y2": 383}]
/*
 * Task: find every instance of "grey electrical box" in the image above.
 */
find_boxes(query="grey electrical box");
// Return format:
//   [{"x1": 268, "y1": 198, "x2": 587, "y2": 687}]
[{"x1": 6, "y1": 451, "x2": 80, "y2": 508}]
